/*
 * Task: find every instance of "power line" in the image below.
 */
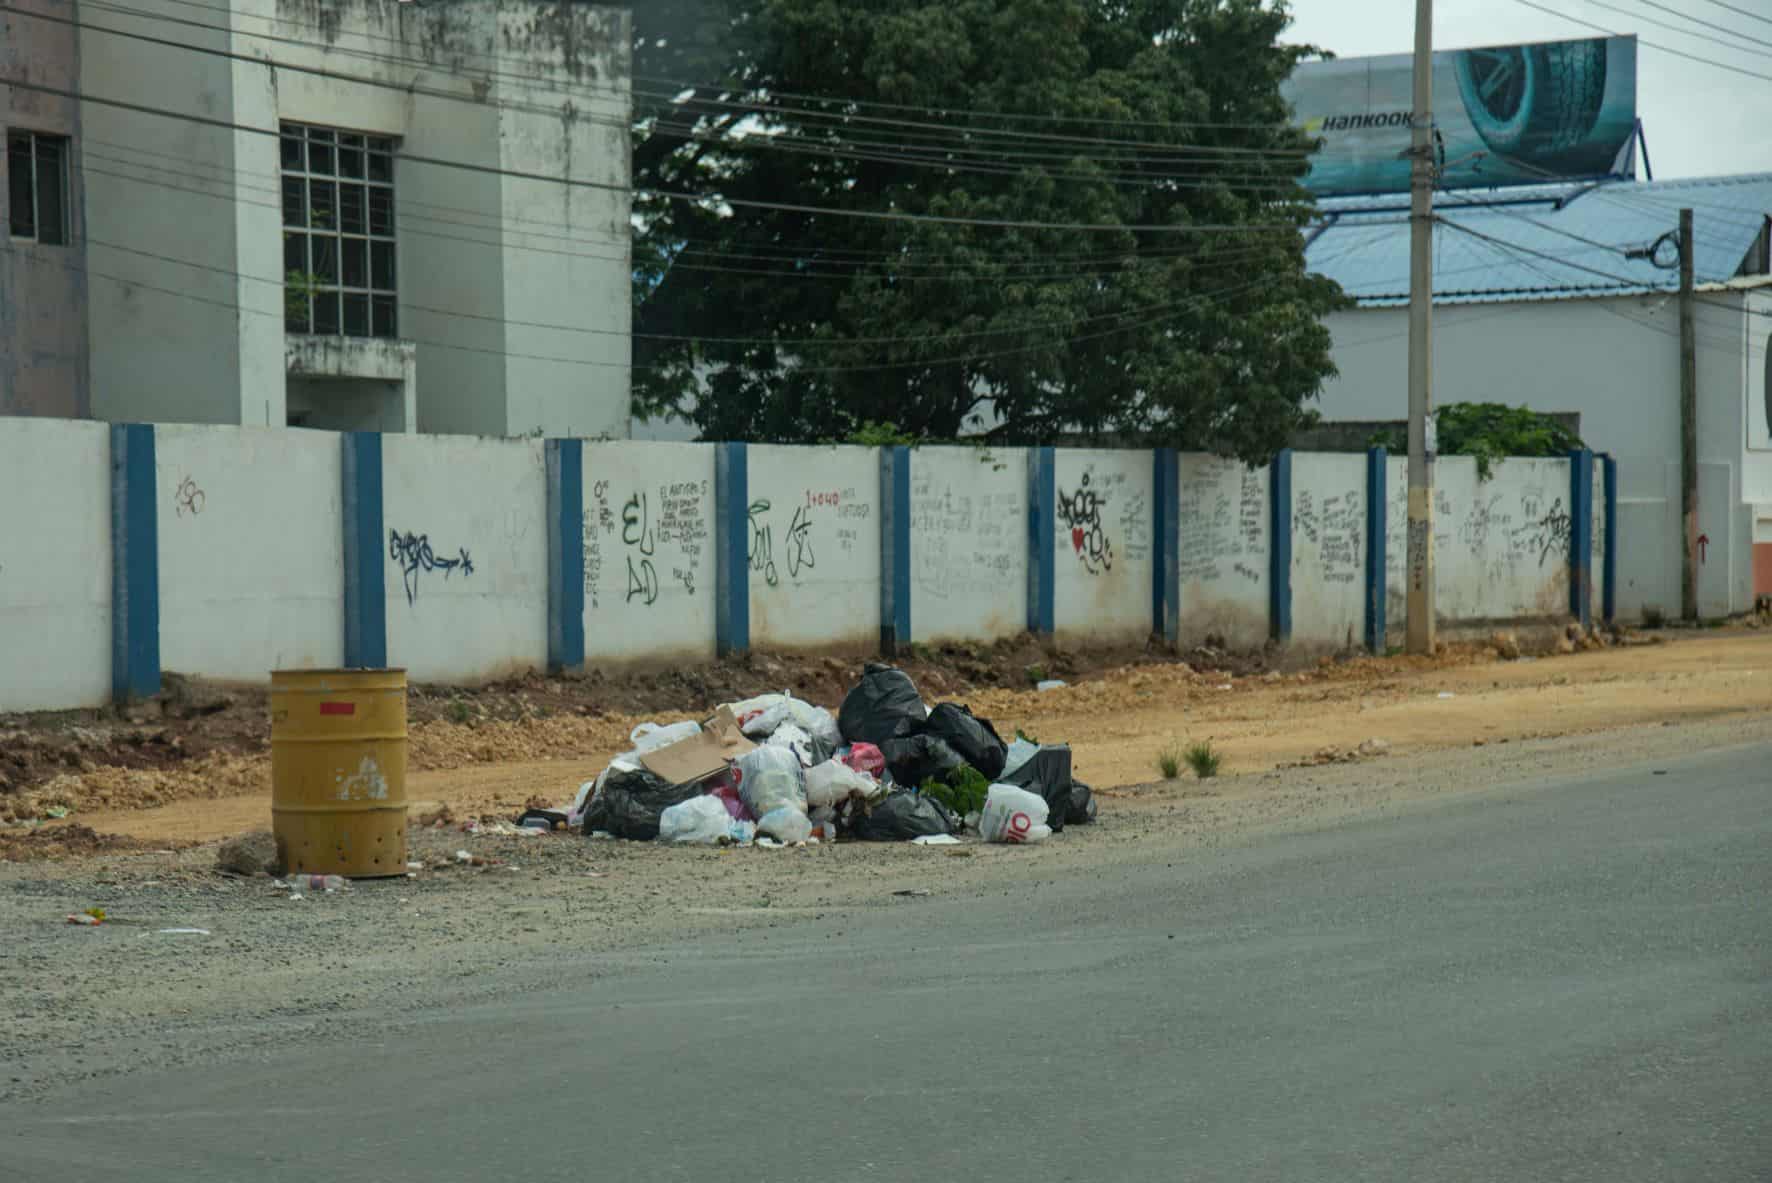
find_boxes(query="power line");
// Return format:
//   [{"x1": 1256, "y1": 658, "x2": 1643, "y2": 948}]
[
  {"x1": 1509, "y1": 0, "x2": 1772, "y2": 81},
  {"x1": 1564, "y1": 0, "x2": 1772, "y2": 60},
  {"x1": 7, "y1": 71, "x2": 1315, "y2": 237},
  {"x1": 1621, "y1": 0, "x2": 1772, "y2": 52},
  {"x1": 1698, "y1": 0, "x2": 1772, "y2": 29}
]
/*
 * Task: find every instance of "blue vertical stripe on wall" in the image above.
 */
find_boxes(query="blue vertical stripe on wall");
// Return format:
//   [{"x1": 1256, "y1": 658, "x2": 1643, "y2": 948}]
[
  {"x1": 109, "y1": 423, "x2": 160, "y2": 702},
  {"x1": 715, "y1": 442, "x2": 750, "y2": 656},
  {"x1": 1270, "y1": 449, "x2": 1293, "y2": 642},
  {"x1": 341, "y1": 432, "x2": 387, "y2": 669},
  {"x1": 1568, "y1": 449, "x2": 1594, "y2": 629},
  {"x1": 1027, "y1": 446, "x2": 1056, "y2": 635},
  {"x1": 1601, "y1": 453, "x2": 1618, "y2": 624},
  {"x1": 1152, "y1": 448, "x2": 1180, "y2": 643},
  {"x1": 879, "y1": 446, "x2": 912, "y2": 655},
  {"x1": 546, "y1": 439, "x2": 585, "y2": 673},
  {"x1": 1365, "y1": 447, "x2": 1387, "y2": 654}
]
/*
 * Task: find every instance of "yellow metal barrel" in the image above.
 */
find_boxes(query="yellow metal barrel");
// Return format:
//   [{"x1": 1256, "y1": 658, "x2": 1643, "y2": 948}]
[{"x1": 270, "y1": 669, "x2": 408, "y2": 878}]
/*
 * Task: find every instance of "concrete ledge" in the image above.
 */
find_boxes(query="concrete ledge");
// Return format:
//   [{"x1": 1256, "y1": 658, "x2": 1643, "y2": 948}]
[{"x1": 286, "y1": 336, "x2": 416, "y2": 381}]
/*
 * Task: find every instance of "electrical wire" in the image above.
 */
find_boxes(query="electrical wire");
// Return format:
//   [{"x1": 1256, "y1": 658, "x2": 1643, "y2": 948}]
[
  {"x1": 1559, "y1": 0, "x2": 1772, "y2": 60},
  {"x1": 1613, "y1": 0, "x2": 1772, "y2": 53},
  {"x1": 1509, "y1": 0, "x2": 1772, "y2": 81},
  {"x1": 1698, "y1": 0, "x2": 1772, "y2": 29}
]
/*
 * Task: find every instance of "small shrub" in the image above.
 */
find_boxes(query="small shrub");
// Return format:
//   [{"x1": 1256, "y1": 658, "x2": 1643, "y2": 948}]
[
  {"x1": 1157, "y1": 746, "x2": 1183, "y2": 780},
  {"x1": 1184, "y1": 740, "x2": 1222, "y2": 779},
  {"x1": 921, "y1": 765, "x2": 992, "y2": 817},
  {"x1": 1641, "y1": 605, "x2": 1666, "y2": 629},
  {"x1": 1026, "y1": 664, "x2": 1047, "y2": 685},
  {"x1": 445, "y1": 700, "x2": 472, "y2": 725}
]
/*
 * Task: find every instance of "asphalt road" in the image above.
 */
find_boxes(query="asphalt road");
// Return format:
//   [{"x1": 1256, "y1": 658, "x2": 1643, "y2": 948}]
[{"x1": 7, "y1": 743, "x2": 1769, "y2": 1182}]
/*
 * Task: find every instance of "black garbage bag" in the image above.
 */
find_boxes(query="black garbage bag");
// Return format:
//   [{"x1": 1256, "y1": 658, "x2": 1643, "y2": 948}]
[
  {"x1": 852, "y1": 790, "x2": 959, "y2": 841},
  {"x1": 999, "y1": 744, "x2": 1096, "y2": 831},
  {"x1": 878, "y1": 734, "x2": 966, "y2": 788},
  {"x1": 838, "y1": 663, "x2": 928, "y2": 746},
  {"x1": 923, "y1": 703, "x2": 1008, "y2": 779},
  {"x1": 1067, "y1": 779, "x2": 1098, "y2": 826},
  {"x1": 582, "y1": 764, "x2": 704, "y2": 841}
]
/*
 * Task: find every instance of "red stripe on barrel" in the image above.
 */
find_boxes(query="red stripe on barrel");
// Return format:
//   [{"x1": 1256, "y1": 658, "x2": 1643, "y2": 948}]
[{"x1": 318, "y1": 702, "x2": 356, "y2": 716}]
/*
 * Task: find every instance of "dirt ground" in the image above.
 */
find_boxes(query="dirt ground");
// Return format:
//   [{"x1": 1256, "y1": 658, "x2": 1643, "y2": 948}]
[{"x1": 5, "y1": 625, "x2": 1769, "y2": 848}]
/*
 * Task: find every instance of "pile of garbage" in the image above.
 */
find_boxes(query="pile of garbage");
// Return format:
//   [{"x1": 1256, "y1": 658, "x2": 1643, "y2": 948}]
[{"x1": 565, "y1": 664, "x2": 1096, "y2": 848}]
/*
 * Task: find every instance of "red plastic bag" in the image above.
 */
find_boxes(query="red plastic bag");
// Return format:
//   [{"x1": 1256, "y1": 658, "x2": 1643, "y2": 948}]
[
  {"x1": 710, "y1": 784, "x2": 752, "y2": 822},
  {"x1": 843, "y1": 742, "x2": 885, "y2": 778}
]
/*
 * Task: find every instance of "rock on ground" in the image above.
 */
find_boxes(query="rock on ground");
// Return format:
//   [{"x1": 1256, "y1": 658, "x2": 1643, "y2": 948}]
[{"x1": 215, "y1": 830, "x2": 281, "y2": 876}]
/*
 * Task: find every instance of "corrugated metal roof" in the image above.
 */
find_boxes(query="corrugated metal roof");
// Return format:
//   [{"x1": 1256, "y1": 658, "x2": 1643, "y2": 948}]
[{"x1": 1305, "y1": 173, "x2": 1772, "y2": 306}]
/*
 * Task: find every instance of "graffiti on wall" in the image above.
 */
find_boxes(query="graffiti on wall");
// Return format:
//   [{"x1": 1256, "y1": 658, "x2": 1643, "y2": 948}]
[
  {"x1": 1178, "y1": 461, "x2": 1267, "y2": 587},
  {"x1": 586, "y1": 477, "x2": 710, "y2": 610},
  {"x1": 1058, "y1": 472, "x2": 1114, "y2": 574},
  {"x1": 909, "y1": 474, "x2": 1021, "y2": 598},
  {"x1": 389, "y1": 530, "x2": 474, "y2": 605},
  {"x1": 173, "y1": 476, "x2": 206, "y2": 518},
  {"x1": 752, "y1": 488, "x2": 871, "y2": 588}
]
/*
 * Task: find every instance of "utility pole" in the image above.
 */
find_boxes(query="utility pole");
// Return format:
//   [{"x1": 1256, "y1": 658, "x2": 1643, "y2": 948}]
[
  {"x1": 1405, "y1": 0, "x2": 1436, "y2": 655},
  {"x1": 1679, "y1": 207, "x2": 1697, "y2": 622}
]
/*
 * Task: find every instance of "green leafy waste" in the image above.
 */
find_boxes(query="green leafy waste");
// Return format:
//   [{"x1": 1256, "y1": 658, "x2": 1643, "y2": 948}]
[
  {"x1": 1370, "y1": 402, "x2": 1585, "y2": 480},
  {"x1": 920, "y1": 764, "x2": 992, "y2": 819}
]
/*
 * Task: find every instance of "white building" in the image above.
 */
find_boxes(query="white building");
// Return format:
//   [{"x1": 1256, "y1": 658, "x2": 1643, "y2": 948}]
[
  {"x1": 1306, "y1": 174, "x2": 1772, "y2": 621},
  {"x1": 2, "y1": 0, "x2": 632, "y2": 437}
]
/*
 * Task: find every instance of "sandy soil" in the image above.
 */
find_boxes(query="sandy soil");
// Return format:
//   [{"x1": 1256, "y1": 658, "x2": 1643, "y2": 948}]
[{"x1": 26, "y1": 628, "x2": 1772, "y2": 846}]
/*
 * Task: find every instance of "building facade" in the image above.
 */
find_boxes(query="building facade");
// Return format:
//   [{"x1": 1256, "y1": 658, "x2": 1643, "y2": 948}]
[
  {"x1": 2, "y1": 0, "x2": 632, "y2": 437},
  {"x1": 1306, "y1": 174, "x2": 1772, "y2": 620}
]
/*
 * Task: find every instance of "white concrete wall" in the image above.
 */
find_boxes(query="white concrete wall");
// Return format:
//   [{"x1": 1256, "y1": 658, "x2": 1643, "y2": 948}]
[
  {"x1": 0, "y1": 420, "x2": 112, "y2": 712},
  {"x1": 1053, "y1": 450, "x2": 1155, "y2": 642},
  {"x1": 1386, "y1": 457, "x2": 1576, "y2": 632},
  {"x1": 1290, "y1": 453, "x2": 1366, "y2": 648},
  {"x1": 382, "y1": 434, "x2": 547, "y2": 681},
  {"x1": 747, "y1": 445, "x2": 882, "y2": 651},
  {"x1": 1327, "y1": 292, "x2": 1758, "y2": 622},
  {"x1": 155, "y1": 425, "x2": 343, "y2": 679},
  {"x1": 1176, "y1": 455, "x2": 1270, "y2": 649},
  {"x1": 583, "y1": 442, "x2": 716, "y2": 663},
  {"x1": 908, "y1": 447, "x2": 1028, "y2": 644}
]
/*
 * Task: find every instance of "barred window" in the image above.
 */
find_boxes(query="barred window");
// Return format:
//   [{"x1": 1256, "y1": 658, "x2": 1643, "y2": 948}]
[
  {"x1": 281, "y1": 122, "x2": 397, "y2": 338},
  {"x1": 7, "y1": 130, "x2": 70, "y2": 245}
]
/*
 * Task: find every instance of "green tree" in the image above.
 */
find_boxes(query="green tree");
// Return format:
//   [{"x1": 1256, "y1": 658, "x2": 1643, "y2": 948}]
[
  {"x1": 1370, "y1": 403, "x2": 1586, "y2": 479},
  {"x1": 632, "y1": 0, "x2": 1344, "y2": 460}
]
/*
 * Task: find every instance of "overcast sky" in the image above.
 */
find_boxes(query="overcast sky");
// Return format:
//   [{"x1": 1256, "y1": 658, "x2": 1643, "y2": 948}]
[{"x1": 1282, "y1": 0, "x2": 1772, "y2": 180}]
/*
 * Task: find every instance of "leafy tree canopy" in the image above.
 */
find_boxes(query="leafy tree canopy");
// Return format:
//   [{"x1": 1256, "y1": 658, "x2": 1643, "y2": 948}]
[{"x1": 632, "y1": 0, "x2": 1345, "y2": 462}]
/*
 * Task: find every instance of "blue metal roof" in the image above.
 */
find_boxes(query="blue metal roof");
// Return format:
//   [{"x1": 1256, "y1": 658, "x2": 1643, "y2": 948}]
[{"x1": 1305, "y1": 173, "x2": 1772, "y2": 306}]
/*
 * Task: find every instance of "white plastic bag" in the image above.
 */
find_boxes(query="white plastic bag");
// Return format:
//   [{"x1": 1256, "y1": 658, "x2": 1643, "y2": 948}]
[
  {"x1": 757, "y1": 806, "x2": 813, "y2": 844},
  {"x1": 730, "y1": 692, "x2": 790, "y2": 734},
  {"x1": 741, "y1": 695, "x2": 844, "y2": 750},
  {"x1": 736, "y1": 746, "x2": 807, "y2": 819},
  {"x1": 657, "y1": 795, "x2": 733, "y2": 845},
  {"x1": 630, "y1": 720, "x2": 702, "y2": 753},
  {"x1": 804, "y1": 760, "x2": 885, "y2": 808},
  {"x1": 766, "y1": 722, "x2": 822, "y2": 767},
  {"x1": 979, "y1": 784, "x2": 1052, "y2": 845},
  {"x1": 1001, "y1": 737, "x2": 1040, "y2": 779},
  {"x1": 567, "y1": 778, "x2": 599, "y2": 829}
]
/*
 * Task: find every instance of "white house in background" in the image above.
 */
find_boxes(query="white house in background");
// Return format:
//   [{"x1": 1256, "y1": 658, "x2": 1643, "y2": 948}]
[
  {"x1": 1304, "y1": 173, "x2": 1772, "y2": 621},
  {"x1": 2, "y1": 0, "x2": 632, "y2": 438}
]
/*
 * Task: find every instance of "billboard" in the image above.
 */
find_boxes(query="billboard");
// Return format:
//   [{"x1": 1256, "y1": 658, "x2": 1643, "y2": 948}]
[{"x1": 1284, "y1": 36, "x2": 1639, "y2": 195}]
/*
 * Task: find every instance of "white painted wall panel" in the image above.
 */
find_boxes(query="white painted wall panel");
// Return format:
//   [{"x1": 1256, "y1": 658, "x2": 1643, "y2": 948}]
[
  {"x1": 155, "y1": 425, "x2": 343, "y2": 679},
  {"x1": 1290, "y1": 453, "x2": 1366, "y2": 648},
  {"x1": 747, "y1": 445, "x2": 882, "y2": 651},
  {"x1": 583, "y1": 442, "x2": 716, "y2": 663},
  {"x1": 0, "y1": 420, "x2": 112, "y2": 712},
  {"x1": 382, "y1": 435, "x2": 548, "y2": 682},
  {"x1": 909, "y1": 447, "x2": 1028, "y2": 644},
  {"x1": 1176, "y1": 455, "x2": 1269, "y2": 649},
  {"x1": 1053, "y1": 450, "x2": 1154, "y2": 641}
]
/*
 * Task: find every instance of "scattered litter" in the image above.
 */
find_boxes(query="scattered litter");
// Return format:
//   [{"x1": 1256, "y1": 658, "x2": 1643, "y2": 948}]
[
  {"x1": 1035, "y1": 679, "x2": 1067, "y2": 692},
  {"x1": 1216, "y1": 684, "x2": 1233, "y2": 691},
  {"x1": 756, "y1": 836, "x2": 783, "y2": 849},
  {"x1": 280, "y1": 873, "x2": 347, "y2": 892},
  {"x1": 44, "y1": 806, "x2": 72, "y2": 819},
  {"x1": 893, "y1": 888, "x2": 933, "y2": 897},
  {"x1": 910, "y1": 834, "x2": 961, "y2": 846},
  {"x1": 1437, "y1": 692, "x2": 1456, "y2": 699},
  {"x1": 405, "y1": 862, "x2": 424, "y2": 872},
  {"x1": 66, "y1": 912, "x2": 102, "y2": 927},
  {"x1": 155, "y1": 927, "x2": 210, "y2": 936},
  {"x1": 1357, "y1": 738, "x2": 1392, "y2": 757},
  {"x1": 454, "y1": 850, "x2": 474, "y2": 863}
]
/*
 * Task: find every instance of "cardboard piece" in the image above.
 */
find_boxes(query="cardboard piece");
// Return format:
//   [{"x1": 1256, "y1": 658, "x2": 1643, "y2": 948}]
[{"x1": 640, "y1": 707, "x2": 755, "y2": 785}]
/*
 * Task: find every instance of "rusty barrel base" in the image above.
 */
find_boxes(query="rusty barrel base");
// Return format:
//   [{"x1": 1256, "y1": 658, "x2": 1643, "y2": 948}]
[{"x1": 271, "y1": 668, "x2": 409, "y2": 879}]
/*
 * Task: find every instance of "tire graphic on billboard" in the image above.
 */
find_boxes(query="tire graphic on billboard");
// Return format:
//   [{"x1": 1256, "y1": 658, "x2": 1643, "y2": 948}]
[{"x1": 1454, "y1": 40, "x2": 1611, "y2": 173}]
